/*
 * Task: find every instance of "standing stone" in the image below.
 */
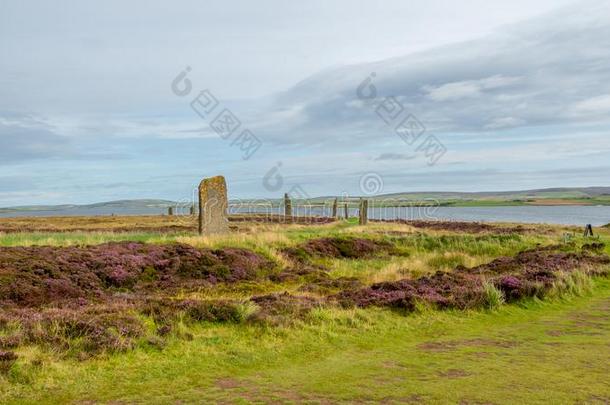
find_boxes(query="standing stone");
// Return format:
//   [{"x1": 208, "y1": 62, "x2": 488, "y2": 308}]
[
  {"x1": 198, "y1": 175, "x2": 229, "y2": 235},
  {"x1": 332, "y1": 198, "x2": 338, "y2": 218},
  {"x1": 284, "y1": 193, "x2": 292, "y2": 218},
  {"x1": 168, "y1": 206, "x2": 174, "y2": 216},
  {"x1": 359, "y1": 199, "x2": 369, "y2": 225},
  {"x1": 344, "y1": 203, "x2": 349, "y2": 219},
  {"x1": 189, "y1": 205, "x2": 195, "y2": 216},
  {"x1": 583, "y1": 224, "x2": 594, "y2": 237}
]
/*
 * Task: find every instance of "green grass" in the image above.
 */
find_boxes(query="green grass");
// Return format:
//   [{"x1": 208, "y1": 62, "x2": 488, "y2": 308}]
[
  {"x1": 0, "y1": 231, "x2": 190, "y2": 247},
  {"x1": 2, "y1": 279, "x2": 609, "y2": 404}
]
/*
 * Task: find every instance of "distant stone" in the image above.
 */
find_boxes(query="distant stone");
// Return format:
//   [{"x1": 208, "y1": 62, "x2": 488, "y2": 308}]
[
  {"x1": 332, "y1": 198, "x2": 338, "y2": 218},
  {"x1": 284, "y1": 193, "x2": 292, "y2": 218},
  {"x1": 198, "y1": 175, "x2": 229, "y2": 235},
  {"x1": 359, "y1": 199, "x2": 369, "y2": 225},
  {"x1": 583, "y1": 224, "x2": 594, "y2": 237}
]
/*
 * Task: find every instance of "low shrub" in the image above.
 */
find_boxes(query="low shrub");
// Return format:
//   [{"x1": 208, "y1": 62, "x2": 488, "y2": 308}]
[
  {"x1": 249, "y1": 293, "x2": 319, "y2": 325},
  {"x1": 483, "y1": 280, "x2": 505, "y2": 310},
  {"x1": 180, "y1": 300, "x2": 247, "y2": 323},
  {"x1": 0, "y1": 350, "x2": 17, "y2": 374},
  {"x1": 427, "y1": 252, "x2": 467, "y2": 270},
  {"x1": 283, "y1": 237, "x2": 396, "y2": 262},
  {"x1": 550, "y1": 271, "x2": 594, "y2": 298}
]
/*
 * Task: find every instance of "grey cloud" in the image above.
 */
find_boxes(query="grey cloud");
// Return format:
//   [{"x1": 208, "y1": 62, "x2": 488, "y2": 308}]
[
  {"x1": 0, "y1": 113, "x2": 130, "y2": 164},
  {"x1": 0, "y1": 121, "x2": 71, "y2": 164},
  {"x1": 250, "y1": 1, "x2": 610, "y2": 145}
]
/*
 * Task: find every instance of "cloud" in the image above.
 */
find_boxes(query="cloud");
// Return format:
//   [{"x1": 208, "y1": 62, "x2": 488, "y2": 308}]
[
  {"x1": 374, "y1": 153, "x2": 416, "y2": 161},
  {"x1": 0, "y1": 114, "x2": 72, "y2": 164},
  {"x1": 484, "y1": 116, "x2": 527, "y2": 129},
  {"x1": 572, "y1": 94, "x2": 610, "y2": 116},
  {"x1": 247, "y1": 0, "x2": 610, "y2": 146},
  {"x1": 0, "y1": 112, "x2": 133, "y2": 164},
  {"x1": 423, "y1": 75, "x2": 521, "y2": 101}
]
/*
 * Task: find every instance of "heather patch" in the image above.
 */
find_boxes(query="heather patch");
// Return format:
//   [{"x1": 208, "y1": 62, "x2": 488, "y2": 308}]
[
  {"x1": 374, "y1": 219, "x2": 531, "y2": 234},
  {"x1": 298, "y1": 275, "x2": 363, "y2": 295},
  {"x1": 249, "y1": 292, "x2": 320, "y2": 325},
  {"x1": 0, "y1": 294, "x2": 315, "y2": 357},
  {"x1": 333, "y1": 271, "x2": 485, "y2": 311},
  {"x1": 333, "y1": 246, "x2": 610, "y2": 310},
  {"x1": 0, "y1": 214, "x2": 334, "y2": 234},
  {"x1": 0, "y1": 242, "x2": 275, "y2": 308},
  {"x1": 268, "y1": 262, "x2": 363, "y2": 294},
  {"x1": 582, "y1": 242, "x2": 605, "y2": 253},
  {"x1": 0, "y1": 222, "x2": 606, "y2": 362},
  {"x1": 0, "y1": 303, "x2": 146, "y2": 356},
  {"x1": 283, "y1": 237, "x2": 396, "y2": 262},
  {"x1": 141, "y1": 298, "x2": 252, "y2": 326},
  {"x1": 144, "y1": 293, "x2": 320, "y2": 328},
  {"x1": 229, "y1": 214, "x2": 335, "y2": 225},
  {"x1": 269, "y1": 264, "x2": 328, "y2": 283}
]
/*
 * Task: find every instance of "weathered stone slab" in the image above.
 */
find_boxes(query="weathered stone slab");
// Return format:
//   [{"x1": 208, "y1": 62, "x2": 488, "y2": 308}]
[
  {"x1": 198, "y1": 175, "x2": 229, "y2": 235},
  {"x1": 332, "y1": 198, "x2": 338, "y2": 218}
]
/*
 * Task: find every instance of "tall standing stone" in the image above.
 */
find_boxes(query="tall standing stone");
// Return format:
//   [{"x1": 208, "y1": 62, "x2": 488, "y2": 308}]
[
  {"x1": 359, "y1": 199, "x2": 369, "y2": 225},
  {"x1": 332, "y1": 198, "x2": 338, "y2": 218},
  {"x1": 344, "y1": 203, "x2": 349, "y2": 219},
  {"x1": 284, "y1": 193, "x2": 292, "y2": 218},
  {"x1": 168, "y1": 206, "x2": 174, "y2": 216},
  {"x1": 198, "y1": 175, "x2": 229, "y2": 235}
]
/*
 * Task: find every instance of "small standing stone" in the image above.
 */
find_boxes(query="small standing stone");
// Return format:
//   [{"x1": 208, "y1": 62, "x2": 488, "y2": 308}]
[
  {"x1": 284, "y1": 193, "x2": 292, "y2": 218},
  {"x1": 332, "y1": 198, "x2": 338, "y2": 218},
  {"x1": 344, "y1": 203, "x2": 349, "y2": 219},
  {"x1": 583, "y1": 224, "x2": 594, "y2": 237},
  {"x1": 190, "y1": 205, "x2": 195, "y2": 216},
  {"x1": 359, "y1": 199, "x2": 369, "y2": 225},
  {"x1": 168, "y1": 206, "x2": 174, "y2": 216},
  {"x1": 198, "y1": 175, "x2": 229, "y2": 235}
]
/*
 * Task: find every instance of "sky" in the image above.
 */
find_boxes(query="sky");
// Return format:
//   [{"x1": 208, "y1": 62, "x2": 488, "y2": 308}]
[{"x1": 1, "y1": 0, "x2": 609, "y2": 205}]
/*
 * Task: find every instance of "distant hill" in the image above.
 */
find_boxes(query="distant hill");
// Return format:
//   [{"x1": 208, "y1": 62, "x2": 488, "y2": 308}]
[
  {"x1": 307, "y1": 187, "x2": 610, "y2": 205},
  {"x1": 0, "y1": 199, "x2": 175, "y2": 214},
  {"x1": 374, "y1": 187, "x2": 610, "y2": 199},
  {"x1": 1, "y1": 187, "x2": 610, "y2": 214}
]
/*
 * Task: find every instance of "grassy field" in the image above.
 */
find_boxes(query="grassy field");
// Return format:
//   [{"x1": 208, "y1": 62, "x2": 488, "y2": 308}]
[
  {"x1": 0, "y1": 216, "x2": 609, "y2": 404},
  {"x1": 3, "y1": 284, "x2": 610, "y2": 404}
]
